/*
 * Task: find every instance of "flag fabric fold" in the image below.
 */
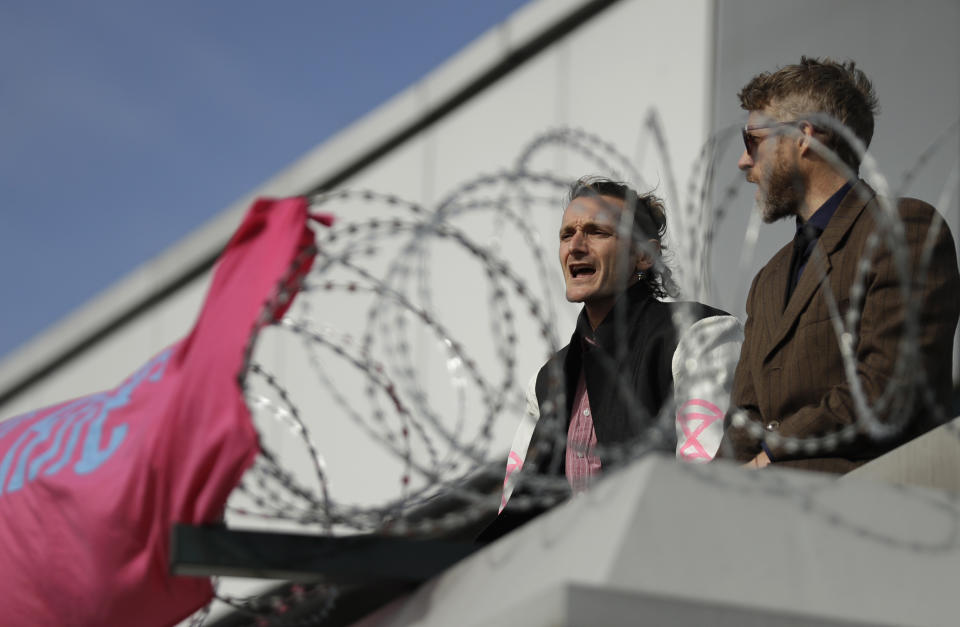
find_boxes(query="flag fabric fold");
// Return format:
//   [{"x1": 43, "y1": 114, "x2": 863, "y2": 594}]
[{"x1": 0, "y1": 196, "x2": 318, "y2": 626}]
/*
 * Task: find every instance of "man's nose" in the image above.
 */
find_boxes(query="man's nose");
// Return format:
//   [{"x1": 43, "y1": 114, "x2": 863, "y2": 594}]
[
  {"x1": 569, "y1": 229, "x2": 587, "y2": 250},
  {"x1": 737, "y1": 148, "x2": 753, "y2": 172}
]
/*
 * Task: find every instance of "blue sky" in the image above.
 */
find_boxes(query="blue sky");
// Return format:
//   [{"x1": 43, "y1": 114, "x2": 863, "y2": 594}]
[{"x1": 0, "y1": 0, "x2": 529, "y2": 359}]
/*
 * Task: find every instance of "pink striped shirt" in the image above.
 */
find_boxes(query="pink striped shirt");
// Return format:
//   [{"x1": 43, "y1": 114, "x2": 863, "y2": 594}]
[{"x1": 565, "y1": 371, "x2": 601, "y2": 492}]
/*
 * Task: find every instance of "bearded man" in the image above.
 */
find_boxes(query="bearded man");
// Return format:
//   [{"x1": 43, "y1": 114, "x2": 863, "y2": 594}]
[{"x1": 718, "y1": 57, "x2": 960, "y2": 472}]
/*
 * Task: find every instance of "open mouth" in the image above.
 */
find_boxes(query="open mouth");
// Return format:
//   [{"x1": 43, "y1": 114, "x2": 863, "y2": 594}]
[{"x1": 569, "y1": 265, "x2": 596, "y2": 278}]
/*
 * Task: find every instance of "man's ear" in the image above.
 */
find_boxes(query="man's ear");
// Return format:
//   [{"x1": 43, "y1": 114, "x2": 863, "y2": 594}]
[
  {"x1": 635, "y1": 239, "x2": 661, "y2": 272},
  {"x1": 796, "y1": 121, "x2": 816, "y2": 155}
]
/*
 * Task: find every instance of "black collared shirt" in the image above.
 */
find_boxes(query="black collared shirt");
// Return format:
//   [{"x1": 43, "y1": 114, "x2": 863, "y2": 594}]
[{"x1": 786, "y1": 181, "x2": 852, "y2": 302}]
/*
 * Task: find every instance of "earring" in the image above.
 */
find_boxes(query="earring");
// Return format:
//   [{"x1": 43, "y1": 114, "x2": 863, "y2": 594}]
[{"x1": 637, "y1": 270, "x2": 647, "y2": 280}]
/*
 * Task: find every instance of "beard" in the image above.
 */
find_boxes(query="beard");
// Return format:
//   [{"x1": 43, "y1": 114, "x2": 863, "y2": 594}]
[{"x1": 759, "y1": 158, "x2": 805, "y2": 223}]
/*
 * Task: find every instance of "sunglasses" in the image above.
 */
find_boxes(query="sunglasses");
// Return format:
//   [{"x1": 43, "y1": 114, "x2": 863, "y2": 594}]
[{"x1": 741, "y1": 120, "x2": 805, "y2": 155}]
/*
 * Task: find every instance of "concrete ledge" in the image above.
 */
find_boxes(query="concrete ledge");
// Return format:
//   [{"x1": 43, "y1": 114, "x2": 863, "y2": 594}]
[
  {"x1": 489, "y1": 583, "x2": 878, "y2": 627},
  {"x1": 356, "y1": 454, "x2": 960, "y2": 627},
  {"x1": 847, "y1": 416, "x2": 960, "y2": 493}
]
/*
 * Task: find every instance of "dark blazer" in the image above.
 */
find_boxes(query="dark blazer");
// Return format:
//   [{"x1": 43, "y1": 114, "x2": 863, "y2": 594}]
[{"x1": 719, "y1": 181, "x2": 960, "y2": 472}]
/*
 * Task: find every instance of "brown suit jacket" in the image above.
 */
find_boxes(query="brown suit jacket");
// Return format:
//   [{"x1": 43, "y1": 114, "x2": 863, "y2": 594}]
[{"x1": 719, "y1": 181, "x2": 960, "y2": 473}]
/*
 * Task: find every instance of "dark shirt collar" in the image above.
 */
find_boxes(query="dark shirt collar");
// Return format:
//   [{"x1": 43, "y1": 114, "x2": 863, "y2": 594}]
[
  {"x1": 575, "y1": 281, "x2": 653, "y2": 347},
  {"x1": 796, "y1": 181, "x2": 852, "y2": 235}
]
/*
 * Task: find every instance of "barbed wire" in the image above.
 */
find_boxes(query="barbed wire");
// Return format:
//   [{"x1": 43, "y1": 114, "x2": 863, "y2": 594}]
[{"x1": 190, "y1": 111, "x2": 960, "y2": 625}]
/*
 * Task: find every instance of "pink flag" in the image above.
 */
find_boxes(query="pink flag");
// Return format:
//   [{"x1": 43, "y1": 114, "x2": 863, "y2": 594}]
[{"x1": 0, "y1": 197, "x2": 319, "y2": 626}]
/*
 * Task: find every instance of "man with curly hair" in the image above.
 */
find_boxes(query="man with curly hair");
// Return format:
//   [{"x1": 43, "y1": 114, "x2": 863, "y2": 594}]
[
  {"x1": 720, "y1": 57, "x2": 960, "y2": 472},
  {"x1": 480, "y1": 177, "x2": 742, "y2": 540}
]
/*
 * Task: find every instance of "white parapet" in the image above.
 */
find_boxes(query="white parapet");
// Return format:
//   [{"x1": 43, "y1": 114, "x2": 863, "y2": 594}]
[
  {"x1": 357, "y1": 453, "x2": 960, "y2": 627},
  {"x1": 847, "y1": 416, "x2": 960, "y2": 494}
]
